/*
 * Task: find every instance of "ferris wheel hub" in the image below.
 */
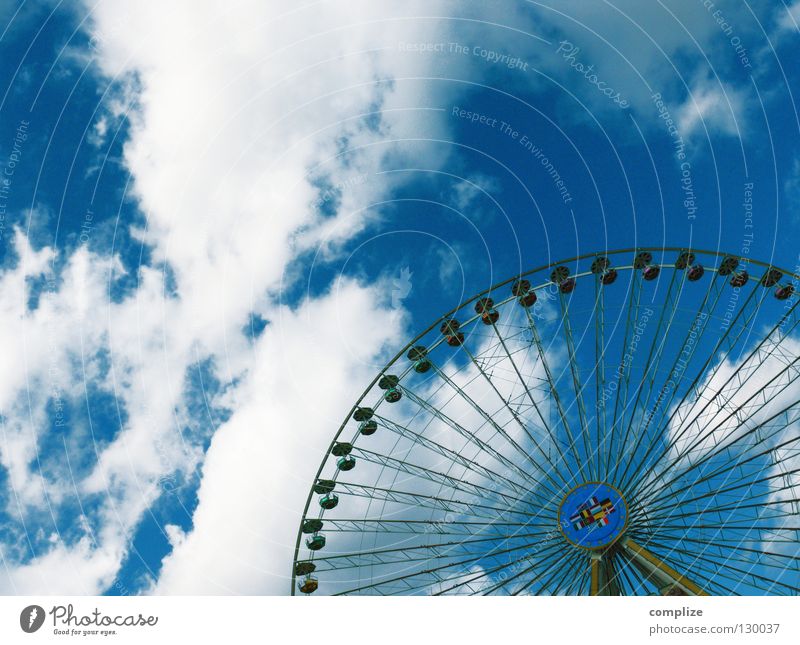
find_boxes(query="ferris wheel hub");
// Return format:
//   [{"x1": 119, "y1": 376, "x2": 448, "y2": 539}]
[{"x1": 558, "y1": 482, "x2": 628, "y2": 550}]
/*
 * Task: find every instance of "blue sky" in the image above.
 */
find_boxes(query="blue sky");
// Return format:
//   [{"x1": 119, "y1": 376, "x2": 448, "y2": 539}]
[{"x1": 0, "y1": 0, "x2": 799, "y2": 595}]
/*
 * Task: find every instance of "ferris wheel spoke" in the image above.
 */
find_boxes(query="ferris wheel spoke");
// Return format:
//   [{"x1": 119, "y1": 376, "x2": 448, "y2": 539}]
[
  {"x1": 630, "y1": 356, "x2": 800, "y2": 506},
  {"x1": 615, "y1": 553, "x2": 635, "y2": 596},
  {"x1": 445, "y1": 543, "x2": 559, "y2": 596},
  {"x1": 634, "y1": 513, "x2": 800, "y2": 552},
  {"x1": 628, "y1": 267, "x2": 687, "y2": 419},
  {"x1": 638, "y1": 463, "x2": 800, "y2": 519},
  {"x1": 635, "y1": 507, "x2": 800, "y2": 536},
  {"x1": 525, "y1": 307, "x2": 583, "y2": 490},
  {"x1": 615, "y1": 544, "x2": 730, "y2": 595},
  {"x1": 351, "y1": 446, "x2": 546, "y2": 512},
  {"x1": 472, "y1": 543, "x2": 574, "y2": 596},
  {"x1": 624, "y1": 280, "x2": 766, "y2": 485},
  {"x1": 715, "y1": 271, "x2": 776, "y2": 358},
  {"x1": 641, "y1": 535, "x2": 800, "y2": 565},
  {"x1": 318, "y1": 518, "x2": 555, "y2": 536},
  {"x1": 455, "y1": 340, "x2": 575, "y2": 491},
  {"x1": 672, "y1": 561, "x2": 786, "y2": 595},
  {"x1": 605, "y1": 268, "x2": 643, "y2": 478},
  {"x1": 657, "y1": 379, "x2": 800, "y2": 485},
  {"x1": 620, "y1": 272, "x2": 725, "y2": 440},
  {"x1": 329, "y1": 531, "x2": 559, "y2": 596},
  {"x1": 568, "y1": 559, "x2": 594, "y2": 595},
  {"x1": 637, "y1": 529, "x2": 800, "y2": 548},
  {"x1": 611, "y1": 267, "x2": 683, "y2": 485},
  {"x1": 311, "y1": 533, "x2": 544, "y2": 571},
  {"x1": 624, "y1": 550, "x2": 671, "y2": 595},
  {"x1": 462, "y1": 542, "x2": 570, "y2": 596},
  {"x1": 513, "y1": 548, "x2": 585, "y2": 596},
  {"x1": 632, "y1": 393, "x2": 800, "y2": 507},
  {"x1": 594, "y1": 277, "x2": 609, "y2": 482},
  {"x1": 332, "y1": 481, "x2": 555, "y2": 522},
  {"x1": 532, "y1": 550, "x2": 590, "y2": 596},
  {"x1": 557, "y1": 552, "x2": 591, "y2": 595},
  {"x1": 397, "y1": 384, "x2": 560, "y2": 498},
  {"x1": 521, "y1": 305, "x2": 588, "y2": 482},
  {"x1": 371, "y1": 414, "x2": 537, "y2": 500},
  {"x1": 626, "y1": 281, "x2": 778, "y2": 495},
  {"x1": 617, "y1": 271, "x2": 724, "y2": 491},
  {"x1": 507, "y1": 549, "x2": 578, "y2": 596},
  {"x1": 436, "y1": 539, "x2": 568, "y2": 596},
  {"x1": 660, "y1": 372, "x2": 800, "y2": 477},
  {"x1": 340, "y1": 536, "x2": 561, "y2": 596},
  {"x1": 460, "y1": 547, "x2": 570, "y2": 595},
  {"x1": 644, "y1": 539, "x2": 798, "y2": 575},
  {"x1": 625, "y1": 527, "x2": 800, "y2": 580},
  {"x1": 556, "y1": 290, "x2": 595, "y2": 480},
  {"x1": 485, "y1": 316, "x2": 577, "y2": 487},
  {"x1": 619, "y1": 307, "x2": 726, "y2": 495},
  {"x1": 631, "y1": 441, "x2": 800, "y2": 519},
  {"x1": 397, "y1": 554, "x2": 533, "y2": 595},
  {"x1": 419, "y1": 368, "x2": 567, "y2": 496},
  {"x1": 634, "y1": 518, "x2": 800, "y2": 532},
  {"x1": 608, "y1": 563, "x2": 630, "y2": 595},
  {"x1": 635, "y1": 537, "x2": 800, "y2": 594},
  {"x1": 645, "y1": 496, "x2": 800, "y2": 524},
  {"x1": 673, "y1": 280, "x2": 776, "y2": 426},
  {"x1": 614, "y1": 553, "x2": 654, "y2": 595}
]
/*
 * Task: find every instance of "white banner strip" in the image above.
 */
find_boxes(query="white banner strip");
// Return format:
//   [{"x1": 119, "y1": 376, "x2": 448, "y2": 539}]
[{"x1": 0, "y1": 596, "x2": 796, "y2": 644}]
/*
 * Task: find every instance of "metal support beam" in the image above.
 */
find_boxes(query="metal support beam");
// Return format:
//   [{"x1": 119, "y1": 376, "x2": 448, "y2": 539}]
[
  {"x1": 620, "y1": 538, "x2": 709, "y2": 596},
  {"x1": 590, "y1": 552, "x2": 621, "y2": 596}
]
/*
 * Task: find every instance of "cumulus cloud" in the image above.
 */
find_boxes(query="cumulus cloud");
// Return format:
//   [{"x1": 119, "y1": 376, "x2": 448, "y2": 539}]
[
  {"x1": 0, "y1": 0, "x2": 549, "y2": 594},
  {"x1": 153, "y1": 279, "x2": 405, "y2": 593},
  {"x1": 531, "y1": 0, "x2": 755, "y2": 136},
  {"x1": 662, "y1": 334, "x2": 800, "y2": 469},
  {"x1": 449, "y1": 173, "x2": 501, "y2": 218},
  {"x1": 622, "y1": 329, "x2": 800, "y2": 550},
  {"x1": 777, "y1": 1, "x2": 800, "y2": 32},
  {"x1": 3, "y1": 0, "x2": 432, "y2": 592},
  {"x1": 675, "y1": 75, "x2": 745, "y2": 140},
  {"x1": 784, "y1": 158, "x2": 800, "y2": 222},
  {"x1": 0, "y1": 228, "x2": 208, "y2": 592}
]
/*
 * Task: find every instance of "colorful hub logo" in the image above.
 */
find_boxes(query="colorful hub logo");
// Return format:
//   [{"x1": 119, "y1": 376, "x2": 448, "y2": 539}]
[{"x1": 558, "y1": 482, "x2": 627, "y2": 549}]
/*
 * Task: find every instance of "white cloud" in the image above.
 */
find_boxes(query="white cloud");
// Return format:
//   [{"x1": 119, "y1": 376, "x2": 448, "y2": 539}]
[
  {"x1": 531, "y1": 0, "x2": 755, "y2": 135},
  {"x1": 777, "y1": 1, "x2": 800, "y2": 32},
  {"x1": 0, "y1": 233, "x2": 117, "y2": 511},
  {"x1": 0, "y1": 535, "x2": 121, "y2": 595},
  {"x1": 675, "y1": 75, "x2": 745, "y2": 140},
  {"x1": 664, "y1": 335, "x2": 800, "y2": 467},
  {"x1": 784, "y1": 158, "x2": 800, "y2": 221},
  {"x1": 628, "y1": 331, "x2": 800, "y2": 541},
  {"x1": 450, "y1": 173, "x2": 501, "y2": 217},
  {"x1": 2, "y1": 0, "x2": 543, "y2": 594},
  {"x1": 153, "y1": 279, "x2": 404, "y2": 593}
]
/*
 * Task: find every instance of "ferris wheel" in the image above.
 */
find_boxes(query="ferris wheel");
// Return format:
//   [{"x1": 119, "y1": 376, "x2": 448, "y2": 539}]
[{"x1": 291, "y1": 247, "x2": 800, "y2": 596}]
